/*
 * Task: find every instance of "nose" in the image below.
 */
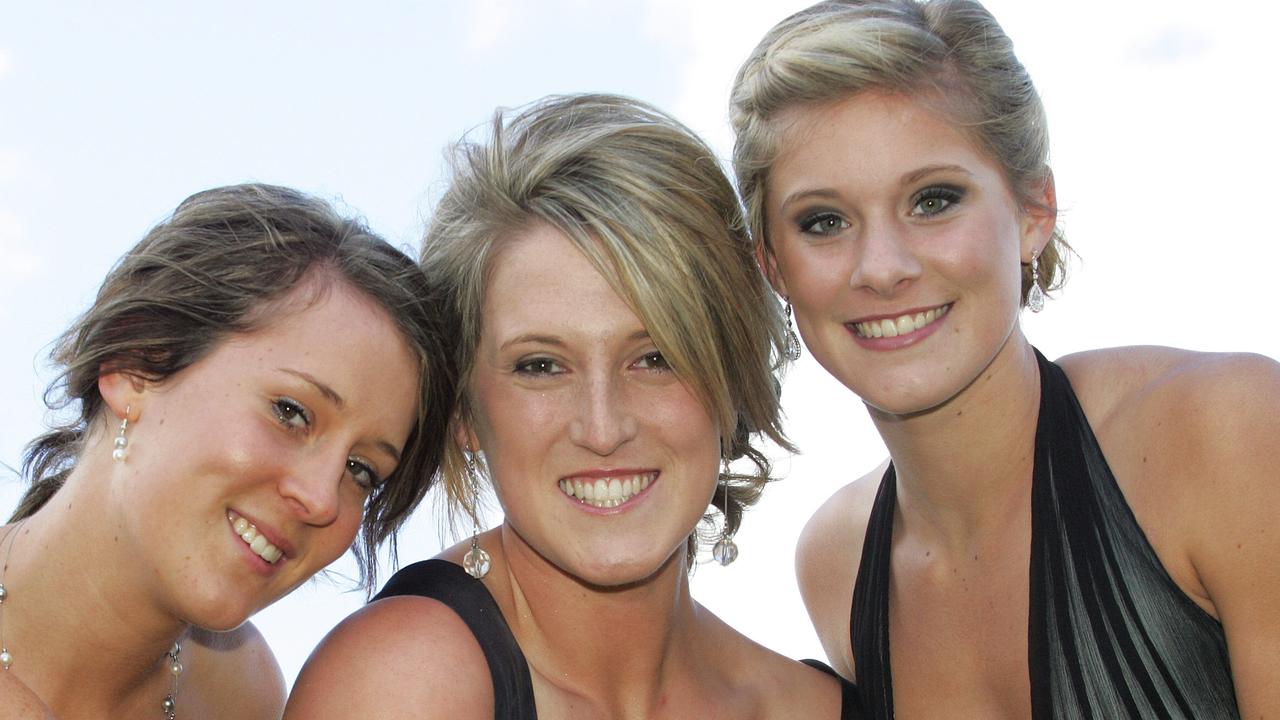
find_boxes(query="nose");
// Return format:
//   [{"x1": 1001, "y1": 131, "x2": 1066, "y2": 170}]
[
  {"x1": 278, "y1": 448, "x2": 345, "y2": 526},
  {"x1": 568, "y1": 372, "x2": 638, "y2": 456},
  {"x1": 848, "y1": 218, "x2": 922, "y2": 296}
]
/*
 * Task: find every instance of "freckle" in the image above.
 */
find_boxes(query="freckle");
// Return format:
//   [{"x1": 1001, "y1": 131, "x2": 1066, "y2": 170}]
[
  {"x1": 1142, "y1": 456, "x2": 1147, "y2": 463},
  {"x1": 925, "y1": 550, "x2": 931, "y2": 557},
  {"x1": 956, "y1": 410, "x2": 963, "y2": 416},
  {"x1": 1236, "y1": 543, "x2": 1243, "y2": 549}
]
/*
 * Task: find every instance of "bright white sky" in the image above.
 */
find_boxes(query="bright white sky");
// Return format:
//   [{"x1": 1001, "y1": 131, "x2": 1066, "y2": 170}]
[{"x1": 2, "y1": 0, "x2": 1277, "y2": 690}]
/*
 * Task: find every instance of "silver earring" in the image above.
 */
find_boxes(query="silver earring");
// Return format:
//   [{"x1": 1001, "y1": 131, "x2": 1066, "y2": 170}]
[
  {"x1": 111, "y1": 405, "x2": 131, "y2": 462},
  {"x1": 461, "y1": 451, "x2": 491, "y2": 579},
  {"x1": 1027, "y1": 251, "x2": 1045, "y2": 313},
  {"x1": 783, "y1": 302, "x2": 802, "y2": 362},
  {"x1": 712, "y1": 458, "x2": 739, "y2": 566}
]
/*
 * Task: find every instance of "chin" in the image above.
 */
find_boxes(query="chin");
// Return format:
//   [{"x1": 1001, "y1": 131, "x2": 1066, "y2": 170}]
[{"x1": 564, "y1": 548, "x2": 682, "y2": 590}]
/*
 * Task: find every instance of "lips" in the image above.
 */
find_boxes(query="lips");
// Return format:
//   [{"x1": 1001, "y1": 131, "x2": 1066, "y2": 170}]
[{"x1": 227, "y1": 511, "x2": 284, "y2": 564}]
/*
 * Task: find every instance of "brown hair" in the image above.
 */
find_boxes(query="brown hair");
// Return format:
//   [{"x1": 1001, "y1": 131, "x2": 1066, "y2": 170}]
[{"x1": 15, "y1": 183, "x2": 458, "y2": 587}]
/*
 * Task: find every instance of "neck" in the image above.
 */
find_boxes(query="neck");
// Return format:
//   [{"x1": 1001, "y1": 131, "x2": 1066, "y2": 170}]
[
  {"x1": 2, "y1": 451, "x2": 187, "y2": 716},
  {"x1": 870, "y1": 334, "x2": 1041, "y2": 549},
  {"x1": 486, "y1": 525, "x2": 717, "y2": 716}
]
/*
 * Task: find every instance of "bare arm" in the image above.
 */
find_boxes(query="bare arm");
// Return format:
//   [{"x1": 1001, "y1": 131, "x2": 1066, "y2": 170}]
[
  {"x1": 795, "y1": 463, "x2": 884, "y2": 681},
  {"x1": 283, "y1": 596, "x2": 494, "y2": 720},
  {"x1": 1175, "y1": 354, "x2": 1280, "y2": 719}
]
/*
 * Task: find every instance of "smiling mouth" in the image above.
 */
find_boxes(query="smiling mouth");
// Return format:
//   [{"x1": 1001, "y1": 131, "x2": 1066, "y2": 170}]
[
  {"x1": 228, "y1": 511, "x2": 283, "y2": 564},
  {"x1": 851, "y1": 304, "x2": 951, "y2": 339},
  {"x1": 559, "y1": 473, "x2": 656, "y2": 509}
]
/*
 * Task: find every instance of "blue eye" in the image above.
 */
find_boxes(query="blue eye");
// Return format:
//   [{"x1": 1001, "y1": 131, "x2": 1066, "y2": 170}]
[
  {"x1": 514, "y1": 357, "x2": 564, "y2": 376},
  {"x1": 347, "y1": 458, "x2": 381, "y2": 491},
  {"x1": 910, "y1": 186, "x2": 963, "y2": 216},
  {"x1": 798, "y1": 211, "x2": 849, "y2": 236},
  {"x1": 272, "y1": 398, "x2": 311, "y2": 431}
]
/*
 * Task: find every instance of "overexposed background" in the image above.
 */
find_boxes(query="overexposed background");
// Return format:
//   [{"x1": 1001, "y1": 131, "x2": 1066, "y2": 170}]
[{"x1": 2, "y1": 0, "x2": 1277, "y2": 688}]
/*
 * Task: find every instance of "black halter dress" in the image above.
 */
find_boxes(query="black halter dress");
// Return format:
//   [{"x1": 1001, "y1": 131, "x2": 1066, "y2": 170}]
[{"x1": 850, "y1": 350, "x2": 1239, "y2": 718}]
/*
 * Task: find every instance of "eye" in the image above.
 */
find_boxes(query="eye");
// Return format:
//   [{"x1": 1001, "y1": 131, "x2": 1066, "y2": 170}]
[
  {"x1": 272, "y1": 397, "x2": 311, "y2": 431},
  {"x1": 514, "y1": 357, "x2": 565, "y2": 376},
  {"x1": 910, "y1": 186, "x2": 964, "y2": 216},
  {"x1": 633, "y1": 351, "x2": 671, "y2": 371},
  {"x1": 798, "y1": 211, "x2": 849, "y2": 237},
  {"x1": 346, "y1": 457, "x2": 382, "y2": 491}
]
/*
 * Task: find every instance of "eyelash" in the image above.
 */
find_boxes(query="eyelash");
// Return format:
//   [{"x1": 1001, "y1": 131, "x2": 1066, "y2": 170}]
[
  {"x1": 514, "y1": 357, "x2": 564, "y2": 376},
  {"x1": 911, "y1": 185, "x2": 964, "y2": 216},
  {"x1": 797, "y1": 211, "x2": 849, "y2": 237},
  {"x1": 273, "y1": 397, "x2": 382, "y2": 491},
  {"x1": 347, "y1": 458, "x2": 381, "y2": 491},
  {"x1": 634, "y1": 351, "x2": 671, "y2": 371},
  {"x1": 272, "y1": 397, "x2": 312, "y2": 431}
]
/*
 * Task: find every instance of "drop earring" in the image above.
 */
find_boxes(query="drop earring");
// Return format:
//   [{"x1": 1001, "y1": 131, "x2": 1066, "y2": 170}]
[
  {"x1": 712, "y1": 459, "x2": 739, "y2": 566},
  {"x1": 112, "y1": 405, "x2": 132, "y2": 462},
  {"x1": 783, "y1": 302, "x2": 802, "y2": 362},
  {"x1": 461, "y1": 451, "x2": 491, "y2": 579},
  {"x1": 1026, "y1": 251, "x2": 1045, "y2": 313}
]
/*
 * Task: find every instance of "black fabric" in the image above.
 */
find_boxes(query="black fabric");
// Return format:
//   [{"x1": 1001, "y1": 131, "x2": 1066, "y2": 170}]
[
  {"x1": 851, "y1": 349, "x2": 1239, "y2": 719},
  {"x1": 374, "y1": 559, "x2": 538, "y2": 720},
  {"x1": 802, "y1": 658, "x2": 870, "y2": 719}
]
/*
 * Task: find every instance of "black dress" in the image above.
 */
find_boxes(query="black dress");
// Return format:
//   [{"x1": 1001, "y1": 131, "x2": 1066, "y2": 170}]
[
  {"x1": 851, "y1": 349, "x2": 1239, "y2": 718},
  {"x1": 375, "y1": 559, "x2": 865, "y2": 719},
  {"x1": 374, "y1": 559, "x2": 538, "y2": 719}
]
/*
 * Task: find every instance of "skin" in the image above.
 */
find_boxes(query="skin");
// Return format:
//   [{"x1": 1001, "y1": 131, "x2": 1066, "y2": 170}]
[
  {"x1": 774, "y1": 90, "x2": 1280, "y2": 718},
  {"x1": 286, "y1": 223, "x2": 844, "y2": 720},
  {"x1": 0, "y1": 276, "x2": 419, "y2": 719}
]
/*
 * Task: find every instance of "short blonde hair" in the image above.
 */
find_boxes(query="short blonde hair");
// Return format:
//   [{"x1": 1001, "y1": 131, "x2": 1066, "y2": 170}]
[
  {"x1": 422, "y1": 94, "x2": 792, "y2": 558},
  {"x1": 731, "y1": 0, "x2": 1068, "y2": 303}
]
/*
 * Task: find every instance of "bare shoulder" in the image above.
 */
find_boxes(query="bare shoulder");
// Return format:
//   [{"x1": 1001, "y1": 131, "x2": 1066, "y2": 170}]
[
  {"x1": 795, "y1": 458, "x2": 888, "y2": 680},
  {"x1": 707, "y1": 614, "x2": 847, "y2": 720},
  {"x1": 283, "y1": 594, "x2": 494, "y2": 720},
  {"x1": 183, "y1": 622, "x2": 285, "y2": 720},
  {"x1": 0, "y1": 670, "x2": 55, "y2": 719}
]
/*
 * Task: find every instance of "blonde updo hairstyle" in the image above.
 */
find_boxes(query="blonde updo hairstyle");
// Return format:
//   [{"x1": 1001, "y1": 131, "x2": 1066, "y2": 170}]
[
  {"x1": 422, "y1": 94, "x2": 794, "y2": 564},
  {"x1": 731, "y1": 0, "x2": 1068, "y2": 303}
]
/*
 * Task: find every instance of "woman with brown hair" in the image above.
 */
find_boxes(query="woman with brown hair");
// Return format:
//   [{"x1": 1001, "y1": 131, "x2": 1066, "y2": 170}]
[{"x1": 1, "y1": 183, "x2": 457, "y2": 719}]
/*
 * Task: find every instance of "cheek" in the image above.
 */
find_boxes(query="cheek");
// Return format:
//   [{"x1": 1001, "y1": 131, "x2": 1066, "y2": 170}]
[{"x1": 773, "y1": 241, "x2": 851, "y2": 308}]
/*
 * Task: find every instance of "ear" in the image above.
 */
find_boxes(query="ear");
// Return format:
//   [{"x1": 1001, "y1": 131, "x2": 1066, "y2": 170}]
[
  {"x1": 1020, "y1": 170, "x2": 1058, "y2": 262},
  {"x1": 97, "y1": 371, "x2": 144, "y2": 424},
  {"x1": 451, "y1": 409, "x2": 480, "y2": 456},
  {"x1": 756, "y1": 242, "x2": 789, "y2": 298}
]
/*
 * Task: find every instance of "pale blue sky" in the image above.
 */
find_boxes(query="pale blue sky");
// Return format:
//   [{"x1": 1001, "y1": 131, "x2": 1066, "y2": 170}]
[{"x1": 2, "y1": 0, "x2": 1277, "y2": 688}]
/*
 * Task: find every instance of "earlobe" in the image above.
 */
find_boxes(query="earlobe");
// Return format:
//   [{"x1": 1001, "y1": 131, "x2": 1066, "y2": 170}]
[
  {"x1": 97, "y1": 371, "x2": 144, "y2": 423},
  {"x1": 451, "y1": 412, "x2": 480, "y2": 455}
]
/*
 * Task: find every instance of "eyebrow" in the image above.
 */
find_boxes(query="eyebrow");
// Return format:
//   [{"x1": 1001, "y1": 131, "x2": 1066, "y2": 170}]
[
  {"x1": 902, "y1": 163, "x2": 973, "y2": 186},
  {"x1": 278, "y1": 367, "x2": 403, "y2": 464},
  {"x1": 498, "y1": 328, "x2": 652, "y2": 352},
  {"x1": 778, "y1": 164, "x2": 975, "y2": 212},
  {"x1": 280, "y1": 368, "x2": 345, "y2": 410}
]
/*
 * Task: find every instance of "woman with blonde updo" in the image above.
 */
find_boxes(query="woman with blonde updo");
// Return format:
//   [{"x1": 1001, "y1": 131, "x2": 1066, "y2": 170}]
[{"x1": 730, "y1": 1, "x2": 1277, "y2": 717}]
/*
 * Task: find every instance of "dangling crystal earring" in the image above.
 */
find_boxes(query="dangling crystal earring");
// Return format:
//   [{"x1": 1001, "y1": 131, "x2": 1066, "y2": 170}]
[
  {"x1": 461, "y1": 451, "x2": 491, "y2": 579},
  {"x1": 783, "y1": 302, "x2": 802, "y2": 362},
  {"x1": 1026, "y1": 251, "x2": 1045, "y2": 313},
  {"x1": 112, "y1": 405, "x2": 131, "y2": 462},
  {"x1": 711, "y1": 459, "x2": 739, "y2": 566}
]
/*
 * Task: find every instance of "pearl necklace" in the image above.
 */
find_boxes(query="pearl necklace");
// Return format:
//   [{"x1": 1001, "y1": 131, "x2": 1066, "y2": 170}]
[{"x1": 0, "y1": 522, "x2": 185, "y2": 718}]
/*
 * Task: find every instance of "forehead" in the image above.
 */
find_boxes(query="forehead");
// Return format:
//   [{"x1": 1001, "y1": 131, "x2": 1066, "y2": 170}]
[
  {"x1": 768, "y1": 91, "x2": 1009, "y2": 196},
  {"x1": 482, "y1": 223, "x2": 642, "y2": 340}
]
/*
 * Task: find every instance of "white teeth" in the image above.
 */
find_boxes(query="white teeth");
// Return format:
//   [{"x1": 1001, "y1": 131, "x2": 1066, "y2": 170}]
[
  {"x1": 854, "y1": 304, "x2": 949, "y2": 339},
  {"x1": 227, "y1": 512, "x2": 283, "y2": 564},
  {"x1": 559, "y1": 473, "x2": 655, "y2": 509}
]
